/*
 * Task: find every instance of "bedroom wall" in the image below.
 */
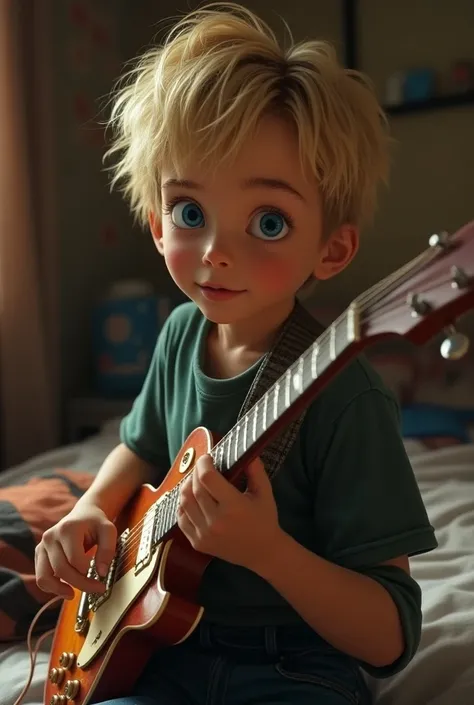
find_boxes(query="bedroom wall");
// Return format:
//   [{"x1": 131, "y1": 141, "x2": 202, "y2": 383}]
[
  {"x1": 124, "y1": 0, "x2": 474, "y2": 309},
  {"x1": 49, "y1": 1, "x2": 171, "y2": 408},
  {"x1": 50, "y1": 0, "x2": 474, "y2": 430}
]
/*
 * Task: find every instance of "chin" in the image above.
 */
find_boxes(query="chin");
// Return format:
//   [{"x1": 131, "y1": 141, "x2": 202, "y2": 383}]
[
  {"x1": 190, "y1": 298, "x2": 247, "y2": 324},
  {"x1": 193, "y1": 304, "x2": 237, "y2": 324}
]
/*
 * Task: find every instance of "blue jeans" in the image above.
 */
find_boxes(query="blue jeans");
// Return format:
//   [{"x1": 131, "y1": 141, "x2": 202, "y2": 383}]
[{"x1": 96, "y1": 620, "x2": 372, "y2": 705}]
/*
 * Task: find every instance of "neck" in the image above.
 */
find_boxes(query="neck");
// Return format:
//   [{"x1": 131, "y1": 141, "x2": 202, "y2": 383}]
[{"x1": 213, "y1": 298, "x2": 296, "y2": 354}]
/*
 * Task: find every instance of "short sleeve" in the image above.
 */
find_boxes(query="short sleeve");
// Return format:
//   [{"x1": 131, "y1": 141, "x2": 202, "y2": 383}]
[
  {"x1": 120, "y1": 317, "x2": 172, "y2": 477},
  {"x1": 314, "y1": 389, "x2": 438, "y2": 569}
]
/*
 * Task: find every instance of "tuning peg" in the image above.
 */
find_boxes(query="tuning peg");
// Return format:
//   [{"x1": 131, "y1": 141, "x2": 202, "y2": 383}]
[
  {"x1": 429, "y1": 231, "x2": 451, "y2": 249},
  {"x1": 407, "y1": 293, "x2": 432, "y2": 317},
  {"x1": 440, "y1": 325, "x2": 470, "y2": 360},
  {"x1": 451, "y1": 266, "x2": 471, "y2": 289}
]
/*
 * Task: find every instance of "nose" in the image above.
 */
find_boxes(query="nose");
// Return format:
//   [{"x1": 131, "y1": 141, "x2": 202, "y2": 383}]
[{"x1": 201, "y1": 232, "x2": 232, "y2": 268}]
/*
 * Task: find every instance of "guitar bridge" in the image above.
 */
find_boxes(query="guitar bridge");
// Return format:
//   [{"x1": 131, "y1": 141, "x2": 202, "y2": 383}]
[{"x1": 86, "y1": 528, "x2": 130, "y2": 613}]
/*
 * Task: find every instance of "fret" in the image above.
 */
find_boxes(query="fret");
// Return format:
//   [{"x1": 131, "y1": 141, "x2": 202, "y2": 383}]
[
  {"x1": 252, "y1": 403, "x2": 258, "y2": 441},
  {"x1": 210, "y1": 446, "x2": 217, "y2": 470},
  {"x1": 311, "y1": 343, "x2": 319, "y2": 379},
  {"x1": 294, "y1": 356, "x2": 304, "y2": 394},
  {"x1": 234, "y1": 424, "x2": 240, "y2": 461},
  {"x1": 226, "y1": 432, "x2": 232, "y2": 471},
  {"x1": 347, "y1": 303, "x2": 361, "y2": 343},
  {"x1": 214, "y1": 442, "x2": 224, "y2": 473},
  {"x1": 273, "y1": 382, "x2": 280, "y2": 420},
  {"x1": 243, "y1": 413, "x2": 249, "y2": 452},
  {"x1": 263, "y1": 394, "x2": 268, "y2": 431},
  {"x1": 285, "y1": 369, "x2": 291, "y2": 408},
  {"x1": 330, "y1": 324, "x2": 337, "y2": 361},
  {"x1": 318, "y1": 338, "x2": 331, "y2": 374}
]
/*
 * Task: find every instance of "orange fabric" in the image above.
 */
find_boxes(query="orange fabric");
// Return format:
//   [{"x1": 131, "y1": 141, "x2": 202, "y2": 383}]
[{"x1": 0, "y1": 470, "x2": 94, "y2": 640}]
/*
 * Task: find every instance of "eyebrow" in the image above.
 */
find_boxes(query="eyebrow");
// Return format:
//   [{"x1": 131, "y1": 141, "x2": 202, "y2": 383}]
[{"x1": 162, "y1": 177, "x2": 306, "y2": 203}]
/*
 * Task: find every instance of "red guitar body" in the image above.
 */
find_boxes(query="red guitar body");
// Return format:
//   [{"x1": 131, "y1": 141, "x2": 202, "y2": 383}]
[{"x1": 45, "y1": 427, "x2": 215, "y2": 705}]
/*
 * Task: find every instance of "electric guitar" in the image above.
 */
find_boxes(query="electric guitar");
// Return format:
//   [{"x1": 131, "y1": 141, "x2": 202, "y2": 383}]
[{"x1": 45, "y1": 223, "x2": 474, "y2": 705}]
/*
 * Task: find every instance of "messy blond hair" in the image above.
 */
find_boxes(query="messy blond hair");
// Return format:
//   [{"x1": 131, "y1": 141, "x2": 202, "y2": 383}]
[{"x1": 105, "y1": 2, "x2": 390, "y2": 231}]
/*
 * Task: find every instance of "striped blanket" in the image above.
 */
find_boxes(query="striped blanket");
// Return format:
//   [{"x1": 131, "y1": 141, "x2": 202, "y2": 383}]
[{"x1": 0, "y1": 470, "x2": 94, "y2": 641}]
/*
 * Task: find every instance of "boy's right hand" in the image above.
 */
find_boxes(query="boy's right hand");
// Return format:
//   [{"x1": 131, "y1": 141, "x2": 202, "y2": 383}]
[{"x1": 35, "y1": 502, "x2": 117, "y2": 600}]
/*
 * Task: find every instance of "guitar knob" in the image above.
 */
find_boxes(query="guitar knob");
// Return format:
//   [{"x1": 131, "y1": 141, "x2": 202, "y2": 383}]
[
  {"x1": 59, "y1": 652, "x2": 76, "y2": 669},
  {"x1": 49, "y1": 697, "x2": 66, "y2": 705},
  {"x1": 429, "y1": 231, "x2": 450, "y2": 249},
  {"x1": 49, "y1": 667, "x2": 66, "y2": 684},
  {"x1": 440, "y1": 326, "x2": 470, "y2": 360},
  {"x1": 64, "y1": 680, "x2": 81, "y2": 699}
]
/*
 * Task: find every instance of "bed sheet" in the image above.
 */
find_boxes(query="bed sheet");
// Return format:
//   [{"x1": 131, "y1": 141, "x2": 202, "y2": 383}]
[
  {"x1": 371, "y1": 442, "x2": 474, "y2": 704},
  {"x1": 1, "y1": 433, "x2": 473, "y2": 704}
]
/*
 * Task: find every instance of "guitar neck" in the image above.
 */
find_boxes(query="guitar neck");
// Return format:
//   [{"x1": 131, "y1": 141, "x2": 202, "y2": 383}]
[
  {"x1": 210, "y1": 305, "x2": 360, "y2": 475},
  {"x1": 151, "y1": 305, "x2": 364, "y2": 545}
]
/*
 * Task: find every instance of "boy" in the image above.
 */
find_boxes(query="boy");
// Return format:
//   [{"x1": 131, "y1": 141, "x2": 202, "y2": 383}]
[{"x1": 36, "y1": 4, "x2": 437, "y2": 704}]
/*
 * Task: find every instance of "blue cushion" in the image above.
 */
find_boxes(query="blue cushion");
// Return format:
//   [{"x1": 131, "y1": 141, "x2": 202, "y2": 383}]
[{"x1": 401, "y1": 404, "x2": 470, "y2": 443}]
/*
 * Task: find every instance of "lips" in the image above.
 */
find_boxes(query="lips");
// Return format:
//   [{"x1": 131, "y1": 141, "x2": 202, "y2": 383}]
[
  {"x1": 197, "y1": 283, "x2": 245, "y2": 301},
  {"x1": 199, "y1": 283, "x2": 242, "y2": 292}
]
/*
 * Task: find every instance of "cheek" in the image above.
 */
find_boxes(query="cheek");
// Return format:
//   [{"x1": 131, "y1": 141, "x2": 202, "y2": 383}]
[
  {"x1": 163, "y1": 240, "x2": 195, "y2": 280},
  {"x1": 252, "y1": 251, "x2": 303, "y2": 293}
]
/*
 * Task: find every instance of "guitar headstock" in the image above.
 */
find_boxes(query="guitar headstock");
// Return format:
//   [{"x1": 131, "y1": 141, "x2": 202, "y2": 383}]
[{"x1": 359, "y1": 220, "x2": 474, "y2": 357}]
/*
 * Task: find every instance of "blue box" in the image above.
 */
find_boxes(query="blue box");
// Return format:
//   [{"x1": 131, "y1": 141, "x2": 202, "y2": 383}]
[{"x1": 92, "y1": 292, "x2": 171, "y2": 396}]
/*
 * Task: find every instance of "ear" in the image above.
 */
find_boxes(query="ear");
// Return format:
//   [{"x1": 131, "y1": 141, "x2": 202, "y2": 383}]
[
  {"x1": 313, "y1": 224, "x2": 359, "y2": 281},
  {"x1": 148, "y1": 211, "x2": 164, "y2": 255}
]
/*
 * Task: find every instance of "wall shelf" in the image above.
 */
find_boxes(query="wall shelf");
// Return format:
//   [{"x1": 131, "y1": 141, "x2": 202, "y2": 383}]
[
  {"x1": 383, "y1": 90, "x2": 474, "y2": 116},
  {"x1": 342, "y1": 1, "x2": 474, "y2": 117}
]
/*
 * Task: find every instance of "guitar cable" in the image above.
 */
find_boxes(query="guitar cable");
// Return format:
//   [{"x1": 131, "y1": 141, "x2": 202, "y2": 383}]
[{"x1": 13, "y1": 596, "x2": 63, "y2": 705}]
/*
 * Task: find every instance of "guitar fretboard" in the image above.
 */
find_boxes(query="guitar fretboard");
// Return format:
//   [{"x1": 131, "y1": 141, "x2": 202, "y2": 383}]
[{"x1": 150, "y1": 307, "x2": 358, "y2": 547}]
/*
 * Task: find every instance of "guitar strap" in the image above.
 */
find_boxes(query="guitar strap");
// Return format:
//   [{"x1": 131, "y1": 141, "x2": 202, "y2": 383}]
[{"x1": 236, "y1": 300, "x2": 325, "y2": 481}]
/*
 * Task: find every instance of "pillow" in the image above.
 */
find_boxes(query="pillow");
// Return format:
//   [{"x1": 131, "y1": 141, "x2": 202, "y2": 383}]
[
  {"x1": 0, "y1": 470, "x2": 94, "y2": 641},
  {"x1": 401, "y1": 404, "x2": 472, "y2": 446}
]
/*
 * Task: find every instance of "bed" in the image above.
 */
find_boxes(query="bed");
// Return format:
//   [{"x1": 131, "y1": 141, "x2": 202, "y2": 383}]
[{"x1": 1, "y1": 400, "x2": 474, "y2": 704}]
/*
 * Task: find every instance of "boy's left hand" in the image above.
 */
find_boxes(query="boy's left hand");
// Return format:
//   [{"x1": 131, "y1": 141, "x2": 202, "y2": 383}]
[{"x1": 177, "y1": 454, "x2": 282, "y2": 573}]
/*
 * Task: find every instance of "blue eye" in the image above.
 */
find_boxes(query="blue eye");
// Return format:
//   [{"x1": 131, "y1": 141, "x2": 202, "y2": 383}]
[
  {"x1": 248, "y1": 211, "x2": 290, "y2": 241},
  {"x1": 171, "y1": 200, "x2": 205, "y2": 229}
]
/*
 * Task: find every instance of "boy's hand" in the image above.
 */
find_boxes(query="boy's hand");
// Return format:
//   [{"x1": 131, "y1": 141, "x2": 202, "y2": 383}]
[
  {"x1": 177, "y1": 454, "x2": 282, "y2": 573},
  {"x1": 35, "y1": 503, "x2": 117, "y2": 599}
]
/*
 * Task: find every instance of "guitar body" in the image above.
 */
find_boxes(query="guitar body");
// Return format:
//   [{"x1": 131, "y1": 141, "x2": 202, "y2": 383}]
[{"x1": 45, "y1": 427, "x2": 215, "y2": 705}]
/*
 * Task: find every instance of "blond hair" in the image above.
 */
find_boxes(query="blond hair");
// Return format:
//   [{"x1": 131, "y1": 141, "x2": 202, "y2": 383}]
[{"x1": 105, "y1": 2, "x2": 390, "y2": 231}]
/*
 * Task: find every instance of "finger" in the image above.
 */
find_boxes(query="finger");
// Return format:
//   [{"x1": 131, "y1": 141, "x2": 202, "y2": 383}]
[
  {"x1": 192, "y1": 465, "x2": 218, "y2": 521},
  {"x1": 35, "y1": 544, "x2": 74, "y2": 599},
  {"x1": 177, "y1": 505, "x2": 196, "y2": 545},
  {"x1": 180, "y1": 478, "x2": 206, "y2": 528},
  {"x1": 61, "y1": 533, "x2": 90, "y2": 577},
  {"x1": 94, "y1": 522, "x2": 117, "y2": 577},
  {"x1": 245, "y1": 457, "x2": 270, "y2": 494},
  {"x1": 49, "y1": 541, "x2": 106, "y2": 594},
  {"x1": 196, "y1": 455, "x2": 239, "y2": 504}
]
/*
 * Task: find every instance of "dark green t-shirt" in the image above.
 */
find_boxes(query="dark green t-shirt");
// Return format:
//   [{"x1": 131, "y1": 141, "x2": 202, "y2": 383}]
[{"x1": 121, "y1": 301, "x2": 437, "y2": 675}]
